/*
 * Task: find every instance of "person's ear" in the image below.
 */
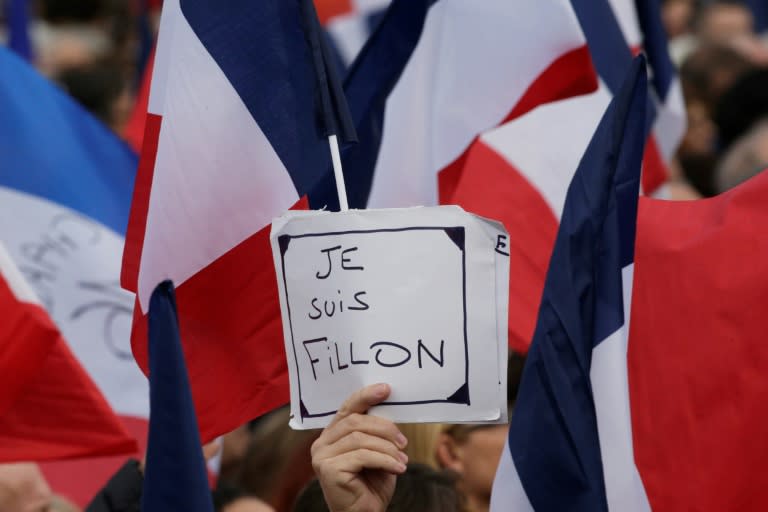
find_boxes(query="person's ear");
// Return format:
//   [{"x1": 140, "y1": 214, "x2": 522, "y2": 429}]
[{"x1": 435, "y1": 432, "x2": 464, "y2": 474}]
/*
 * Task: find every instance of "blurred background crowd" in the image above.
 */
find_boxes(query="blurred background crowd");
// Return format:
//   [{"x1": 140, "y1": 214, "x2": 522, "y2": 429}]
[
  {"x1": 1, "y1": 0, "x2": 767, "y2": 511},
  {"x1": 1, "y1": 0, "x2": 767, "y2": 200}
]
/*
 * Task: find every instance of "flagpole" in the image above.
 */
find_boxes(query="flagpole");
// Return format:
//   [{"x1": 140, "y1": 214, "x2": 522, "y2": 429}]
[{"x1": 328, "y1": 135, "x2": 349, "y2": 211}]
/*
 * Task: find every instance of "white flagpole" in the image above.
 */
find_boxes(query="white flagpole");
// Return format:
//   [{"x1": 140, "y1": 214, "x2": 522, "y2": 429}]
[{"x1": 328, "y1": 135, "x2": 349, "y2": 211}]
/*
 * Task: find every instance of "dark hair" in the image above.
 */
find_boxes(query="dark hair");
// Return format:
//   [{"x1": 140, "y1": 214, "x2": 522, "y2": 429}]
[
  {"x1": 291, "y1": 478, "x2": 327, "y2": 512},
  {"x1": 212, "y1": 485, "x2": 248, "y2": 512},
  {"x1": 292, "y1": 464, "x2": 466, "y2": 512},
  {"x1": 40, "y1": 0, "x2": 108, "y2": 23},
  {"x1": 679, "y1": 44, "x2": 753, "y2": 110},
  {"x1": 388, "y1": 463, "x2": 466, "y2": 512},
  {"x1": 508, "y1": 351, "x2": 526, "y2": 404},
  {"x1": 715, "y1": 69, "x2": 768, "y2": 151},
  {"x1": 55, "y1": 61, "x2": 127, "y2": 128}
]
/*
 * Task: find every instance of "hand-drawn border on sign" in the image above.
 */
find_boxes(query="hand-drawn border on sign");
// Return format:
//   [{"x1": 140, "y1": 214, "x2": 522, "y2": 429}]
[{"x1": 278, "y1": 226, "x2": 469, "y2": 422}]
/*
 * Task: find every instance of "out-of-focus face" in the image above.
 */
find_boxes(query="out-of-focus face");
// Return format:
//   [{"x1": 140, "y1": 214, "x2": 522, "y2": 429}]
[
  {"x1": 437, "y1": 424, "x2": 508, "y2": 512},
  {"x1": 457, "y1": 426, "x2": 508, "y2": 506},
  {"x1": 0, "y1": 463, "x2": 53, "y2": 512},
  {"x1": 223, "y1": 497, "x2": 276, "y2": 512},
  {"x1": 663, "y1": 0, "x2": 695, "y2": 38},
  {"x1": 699, "y1": 5, "x2": 754, "y2": 43}
]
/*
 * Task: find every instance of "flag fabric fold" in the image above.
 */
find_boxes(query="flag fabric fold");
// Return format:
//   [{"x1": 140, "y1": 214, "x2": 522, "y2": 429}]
[
  {"x1": 5, "y1": 0, "x2": 33, "y2": 61},
  {"x1": 122, "y1": 0, "x2": 356, "y2": 443},
  {"x1": 341, "y1": 0, "x2": 597, "y2": 210},
  {"x1": 491, "y1": 56, "x2": 649, "y2": 511},
  {"x1": 0, "y1": 45, "x2": 146, "y2": 504},
  {"x1": 629, "y1": 169, "x2": 768, "y2": 510},
  {"x1": 446, "y1": 0, "x2": 684, "y2": 352},
  {"x1": 123, "y1": 0, "x2": 599, "y2": 443},
  {"x1": 141, "y1": 280, "x2": 213, "y2": 512},
  {"x1": 0, "y1": 242, "x2": 138, "y2": 463}
]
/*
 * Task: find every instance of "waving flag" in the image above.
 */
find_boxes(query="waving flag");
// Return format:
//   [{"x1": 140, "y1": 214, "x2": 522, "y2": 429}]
[
  {"x1": 603, "y1": 0, "x2": 686, "y2": 191},
  {"x1": 447, "y1": 0, "x2": 684, "y2": 351},
  {"x1": 122, "y1": 0, "x2": 355, "y2": 442},
  {"x1": 141, "y1": 281, "x2": 213, "y2": 512},
  {"x1": 340, "y1": 0, "x2": 597, "y2": 210},
  {"x1": 491, "y1": 56, "x2": 648, "y2": 511},
  {"x1": 628, "y1": 169, "x2": 768, "y2": 510},
  {"x1": 319, "y1": 0, "x2": 390, "y2": 66},
  {"x1": 0, "y1": 242, "x2": 138, "y2": 463},
  {"x1": 0, "y1": 46, "x2": 146, "y2": 504},
  {"x1": 124, "y1": 0, "x2": 594, "y2": 443}
]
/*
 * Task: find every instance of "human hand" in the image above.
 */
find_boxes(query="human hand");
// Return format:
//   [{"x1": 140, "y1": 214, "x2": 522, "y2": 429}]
[{"x1": 311, "y1": 384, "x2": 408, "y2": 512}]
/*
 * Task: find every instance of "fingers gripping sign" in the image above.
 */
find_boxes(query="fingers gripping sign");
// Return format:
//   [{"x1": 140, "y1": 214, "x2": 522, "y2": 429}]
[{"x1": 311, "y1": 384, "x2": 409, "y2": 512}]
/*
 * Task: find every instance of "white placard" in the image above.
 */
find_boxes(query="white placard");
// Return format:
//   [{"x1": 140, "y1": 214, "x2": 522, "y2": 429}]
[{"x1": 271, "y1": 206, "x2": 509, "y2": 429}]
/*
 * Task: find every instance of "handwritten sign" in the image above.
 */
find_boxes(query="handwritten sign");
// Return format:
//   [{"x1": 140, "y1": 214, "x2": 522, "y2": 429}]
[{"x1": 271, "y1": 206, "x2": 509, "y2": 429}]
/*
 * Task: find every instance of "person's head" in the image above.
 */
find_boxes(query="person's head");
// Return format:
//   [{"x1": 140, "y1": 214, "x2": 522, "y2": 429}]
[
  {"x1": 715, "y1": 69, "x2": 768, "y2": 151},
  {"x1": 397, "y1": 423, "x2": 444, "y2": 469},
  {"x1": 292, "y1": 464, "x2": 466, "y2": 512},
  {"x1": 237, "y1": 407, "x2": 320, "y2": 510},
  {"x1": 695, "y1": 0, "x2": 754, "y2": 43},
  {"x1": 662, "y1": 0, "x2": 696, "y2": 39},
  {"x1": 715, "y1": 119, "x2": 768, "y2": 192},
  {"x1": 435, "y1": 424, "x2": 506, "y2": 512},
  {"x1": 55, "y1": 61, "x2": 132, "y2": 133},
  {"x1": 680, "y1": 43, "x2": 754, "y2": 113},
  {"x1": 435, "y1": 352, "x2": 526, "y2": 512},
  {"x1": 40, "y1": 0, "x2": 109, "y2": 24},
  {"x1": 213, "y1": 485, "x2": 275, "y2": 512}
]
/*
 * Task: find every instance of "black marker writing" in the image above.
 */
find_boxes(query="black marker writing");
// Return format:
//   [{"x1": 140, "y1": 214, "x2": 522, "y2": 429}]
[
  {"x1": 495, "y1": 234, "x2": 510, "y2": 256},
  {"x1": 303, "y1": 338, "x2": 447, "y2": 380},
  {"x1": 370, "y1": 341, "x2": 411, "y2": 368},
  {"x1": 417, "y1": 339, "x2": 444, "y2": 368},
  {"x1": 307, "y1": 291, "x2": 370, "y2": 320},
  {"x1": 350, "y1": 343, "x2": 369, "y2": 365},
  {"x1": 315, "y1": 245, "x2": 365, "y2": 279},
  {"x1": 303, "y1": 337, "x2": 327, "y2": 380}
]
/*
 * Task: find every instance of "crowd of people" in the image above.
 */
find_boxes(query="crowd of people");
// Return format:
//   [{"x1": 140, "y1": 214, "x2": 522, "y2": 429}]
[{"x1": 1, "y1": 0, "x2": 768, "y2": 510}]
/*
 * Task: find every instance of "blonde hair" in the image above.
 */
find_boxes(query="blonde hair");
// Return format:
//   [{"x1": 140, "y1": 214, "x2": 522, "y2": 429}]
[{"x1": 398, "y1": 423, "x2": 444, "y2": 469}]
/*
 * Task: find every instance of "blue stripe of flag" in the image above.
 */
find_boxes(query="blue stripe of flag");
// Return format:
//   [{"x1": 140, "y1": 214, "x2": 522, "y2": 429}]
[
  {"x1": 6, "y1": 0, "x2": 33, "y2": 61},
  {"x1": 340, "y1": 0, "x2": 437, "y2": 208},
  {"x1": 508, "y1": 56, "x2": 647, "y2": 510},
  {"x1": 634, "y1": 0, "x2": 675, "y2": 101},
  {"x1": 141, "y1": 281, "x2": 214, "y2": 512},
  {"x1": 0, "y1": 48, "x2": 137, "y2": 235},
  {"x1": 179, "y1": 0, "x2": 355, "y2": 207}
]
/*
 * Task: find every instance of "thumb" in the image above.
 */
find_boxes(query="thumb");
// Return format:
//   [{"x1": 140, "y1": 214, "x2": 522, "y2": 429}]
[{"x1": 329, "y1": 383, "x2": 391, "y2": 426}]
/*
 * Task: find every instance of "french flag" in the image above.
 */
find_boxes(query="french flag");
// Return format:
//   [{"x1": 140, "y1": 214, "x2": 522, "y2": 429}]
[
  {"x1": 340, "y1": 0, "x2": 598, "y2": 211},
  {"x1": 628, "y1": 169, "x2": 768, "y2": 510},
  {"x1": 446, "y1": 0, "x2": 685, "y2": 352},
  {"x1": 141, "y1": 281, "x2": 215, "y2": 512},
  {"x1": 0, "y1": 46, "x2": 147, "y2": 504},
  {"x1": 587, "y1": 0, "x2": 686, "y2": 193},
  {"x1": 491, "y1": 55, "x2": 649, "y2": 511},
  {"x1": 319, "y1": 0, "x2": 390, "y2": 66},
  {"x1": 0, "y1": 242, "x2": 138, "y2": 463},
  {"x1": 491, "y1": 56, "x2": 768, "y2": 509},
  {"x1": 122, "y1": 0, "x2": 355, "y2": 442}
]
